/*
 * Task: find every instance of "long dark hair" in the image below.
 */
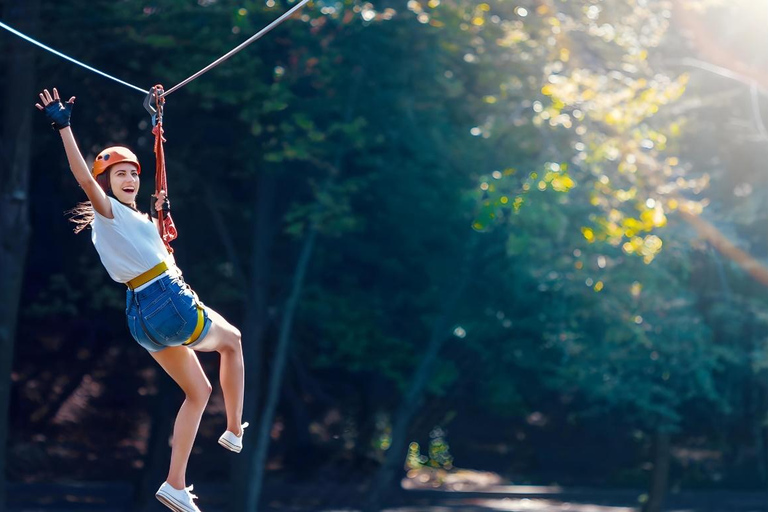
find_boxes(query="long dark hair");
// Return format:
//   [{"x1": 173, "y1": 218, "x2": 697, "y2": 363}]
[{"x1": 67, "y1": 170, "x2": 137, "y2": 233}]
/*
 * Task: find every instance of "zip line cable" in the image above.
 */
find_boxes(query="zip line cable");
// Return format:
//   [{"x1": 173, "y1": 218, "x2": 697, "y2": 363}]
[
  {"x1": 0, "y1": 20, "x2": 149, "y2": 94},
  {"x1": 0, "y1": 0, "x2": 311, "y2": 98},
  {"x1": 162, "y1": 0, "x2": 312, "y2": 97},
  {"x1": 3, "y1": 2, "x2": 310, "y2": 253}
]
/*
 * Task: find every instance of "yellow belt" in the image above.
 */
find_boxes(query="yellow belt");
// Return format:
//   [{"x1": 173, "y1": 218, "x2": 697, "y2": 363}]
[
  {"x1": 126, "y1": 260, "x2": 170, "y2": 290},
  {"x1": 127, "y1": 260, "x2": 206, "y2": 346},
  {"x1": 184, "y1": 306, "x2": 206, "y2": 346}
]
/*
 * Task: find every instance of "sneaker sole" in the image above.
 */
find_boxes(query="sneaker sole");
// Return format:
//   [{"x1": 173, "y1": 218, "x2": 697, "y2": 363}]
[
  {"x1": 218, "y1": 437, "x2": 242, "y2": 453},
  {"x1": 156, "y1": 490, "x2": 198, "y2": 512}
]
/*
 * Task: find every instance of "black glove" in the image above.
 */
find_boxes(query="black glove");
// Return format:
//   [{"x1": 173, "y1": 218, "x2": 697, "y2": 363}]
[
  {"x1": 43, "y1": 100, "x2": 74, "y2": 130},
  {"x1": 150, "y1": 194, "x2": 171, "y2": 219}
]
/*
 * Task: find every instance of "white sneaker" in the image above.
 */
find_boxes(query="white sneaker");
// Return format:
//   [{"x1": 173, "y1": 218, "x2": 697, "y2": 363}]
[
  {"x1": 218, "y1": 422, "x2": 249, "y2": 453},
  {"x1": 155, "y1": 481, "x2": 202, "y2": 512}
]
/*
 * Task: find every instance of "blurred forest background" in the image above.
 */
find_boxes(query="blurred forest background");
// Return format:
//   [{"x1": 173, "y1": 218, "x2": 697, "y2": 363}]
[{"x1": 4, "y1": 0, "x2": 768, "y2": 510}]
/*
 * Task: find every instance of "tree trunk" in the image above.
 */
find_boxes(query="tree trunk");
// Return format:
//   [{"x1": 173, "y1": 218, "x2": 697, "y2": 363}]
[
  {"x1": 363, "y1": 237, "x2": 475, "y2": 512},
  {"x1": 204, "y1": 184, "x2": 248, "y2": 285},
  {"x1": 243, "y1": 65, "x2": 364, "y2": 511},
  {"x1": 281, "y1": 370, "x2": 315, "y2": 476},
  {"x1": 752, "y1": 380, "x2": 767, "y2": 485},
  {"x1": 230, "y1": 171, "x2": 277, "y2": 511},
  {"x1": 135, "y1": 376, "x2": 175, "y2": 511},
  {"x1": 763, "y1": 425, "x2": 768, "y2": 492},
  {"x1": 246, "y1": 225, "x2": 318, "y2": 510},
  {"x1": 642, "y1": 430, "x2": 672, "y2": 512},
  {"x1": 353, "y1": 375, "x2": 377, "y2": 468},
  {"x1": 0, "y1": 1, "x2": 39, "y2": 509}
]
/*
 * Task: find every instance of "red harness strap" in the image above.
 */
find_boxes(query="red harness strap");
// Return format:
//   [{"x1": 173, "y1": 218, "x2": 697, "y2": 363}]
[{"x1": 151, "y1": 85, "x2": 177, "y2": 253}]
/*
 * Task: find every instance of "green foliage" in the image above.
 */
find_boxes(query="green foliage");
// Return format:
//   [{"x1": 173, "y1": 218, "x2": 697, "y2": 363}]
[
  {"x1": 405, "y1": 426, "x2": 454, "y2": 471},
  {"x1": 13, "y1": 0, "x2": 768, "y2": 490}
]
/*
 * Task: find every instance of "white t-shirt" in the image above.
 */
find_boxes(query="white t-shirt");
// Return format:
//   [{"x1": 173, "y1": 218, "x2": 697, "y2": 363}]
[{"x1": 91, "y1": 197, "x2": 172, "y2": 283}]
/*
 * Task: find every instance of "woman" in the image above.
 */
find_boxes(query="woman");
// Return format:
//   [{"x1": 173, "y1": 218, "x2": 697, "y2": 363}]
[{"x1": 36, "y1": 87, "x2": 247, "y2": 512}]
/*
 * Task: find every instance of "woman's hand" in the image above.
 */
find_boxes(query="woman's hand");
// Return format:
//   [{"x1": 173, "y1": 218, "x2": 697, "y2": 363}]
[
  {"x1": 35, "y1": 88, "x2": 76, "y2": 130},
  {"x1": 36, "y1": 87, "x2": 112, "y2": 219},
  {"x1": 150, "y1": 190, "x2": 171, "y2": 219}
]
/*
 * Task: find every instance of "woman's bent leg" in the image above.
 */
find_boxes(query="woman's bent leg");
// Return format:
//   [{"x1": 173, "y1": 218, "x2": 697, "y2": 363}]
[
  {"x1": 150, "y1": 346, "x2": 212, "y2": 489},
  {"x1": 192, "y1": 307, "x2": 245, "y2": 436}
]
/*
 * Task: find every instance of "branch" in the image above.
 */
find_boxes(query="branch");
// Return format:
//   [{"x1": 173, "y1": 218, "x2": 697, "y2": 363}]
[
  {"x1": 750, "y1": 83, "x2": 768, "y2": 141},
  {"x1": 678, "y1": 209, "x2": 768, "y2": 288},
  {"x1": 203, "y1": 183, "x2": 248, "y2": 284}
]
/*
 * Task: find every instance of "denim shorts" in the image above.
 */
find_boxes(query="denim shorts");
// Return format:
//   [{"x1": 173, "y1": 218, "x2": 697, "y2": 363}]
[{"x1": 125, "y1": 272, "x2": 212, "y2": 353}]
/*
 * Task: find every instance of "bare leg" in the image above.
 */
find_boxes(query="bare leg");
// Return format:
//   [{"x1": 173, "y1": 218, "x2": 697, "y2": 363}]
[
  {"x1": 192, "y1": 307, "x2": 245, "y2": 435},
  {"x1": 150, "y1": 346, "x2": 212, "y2": 489}
]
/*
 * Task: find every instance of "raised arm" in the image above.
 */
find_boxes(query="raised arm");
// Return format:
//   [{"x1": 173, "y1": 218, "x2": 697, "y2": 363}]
[{"x1": 35, "y1": 88, "x2": 113, "y2": 219}]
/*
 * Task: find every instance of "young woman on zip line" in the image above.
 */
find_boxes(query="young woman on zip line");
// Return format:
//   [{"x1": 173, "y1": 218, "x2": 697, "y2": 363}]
[{"x1": 36, "y1": 87, "x2": 247, "y2": 512}]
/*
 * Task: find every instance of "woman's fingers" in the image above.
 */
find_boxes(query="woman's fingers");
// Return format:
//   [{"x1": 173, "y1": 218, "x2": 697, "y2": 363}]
[
  {"x1": 38, "y1": 90, "x2": 53, "y2": 105},
  {"x1": 154, "y1": 190, "x2": 167, "y2": 210},
  {"x1": 35, "y1": 89, "x2": 68, "y2": 109},
  {"x1": 37, "y1": 88, "x2": 62, "y2": 106}
]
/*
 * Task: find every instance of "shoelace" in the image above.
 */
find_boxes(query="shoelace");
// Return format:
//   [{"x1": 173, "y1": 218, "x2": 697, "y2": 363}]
[
  {"x1": 240, "y1": 422, "x2": 249, "y2": 436},
  {"x1": 184, "y1": 485, "x2": 198, "y2": 501}
]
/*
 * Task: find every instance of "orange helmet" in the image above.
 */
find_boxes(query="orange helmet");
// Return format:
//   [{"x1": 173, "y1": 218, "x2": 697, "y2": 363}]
[{"x1": 92, "y1": 146, "x2": 141, "y2": 178}]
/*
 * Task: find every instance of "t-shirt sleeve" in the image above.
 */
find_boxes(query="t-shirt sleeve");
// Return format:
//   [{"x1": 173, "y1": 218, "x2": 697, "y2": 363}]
[{"x1": 92, "y1": 197, "x2": 124, "y2": 224}]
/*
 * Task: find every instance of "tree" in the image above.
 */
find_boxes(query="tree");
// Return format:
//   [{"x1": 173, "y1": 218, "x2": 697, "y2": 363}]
[{"x1": 0, "y1": 0, "x2": 39, "y2": 509}]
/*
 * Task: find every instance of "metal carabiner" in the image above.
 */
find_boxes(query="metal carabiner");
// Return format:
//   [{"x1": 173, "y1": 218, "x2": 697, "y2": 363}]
[{"x1": 143, "y1": 84, "x2": 165, "y2": 126}]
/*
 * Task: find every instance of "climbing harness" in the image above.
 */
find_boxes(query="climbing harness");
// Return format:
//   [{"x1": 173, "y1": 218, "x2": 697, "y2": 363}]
[
  {"x1": 126, "y1": 258, "x2": 171, "y2": 291},
  {"x1": 127, "y1": 260, "x2": 207, "y2": 347}
]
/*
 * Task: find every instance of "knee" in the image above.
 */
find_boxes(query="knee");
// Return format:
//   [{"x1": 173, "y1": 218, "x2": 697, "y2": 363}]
[
  {"x1": 220, "y1": 328, "x2": 242, "y2": 354},
  {"x1": 188, "y1": 380, "x2": 212, "y2": 404}
]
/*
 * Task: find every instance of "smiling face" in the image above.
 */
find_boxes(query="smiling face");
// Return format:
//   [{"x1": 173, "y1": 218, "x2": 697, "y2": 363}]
[{"x1": 108, "y1": 162, "x2": 140, "y2": 205}]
